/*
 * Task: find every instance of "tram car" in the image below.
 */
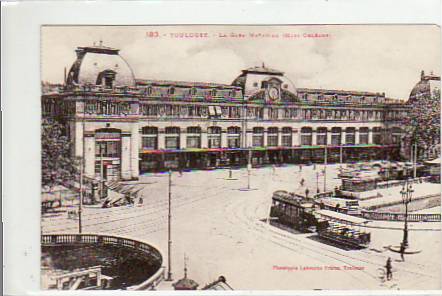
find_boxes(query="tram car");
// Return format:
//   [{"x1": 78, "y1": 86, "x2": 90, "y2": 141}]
[
  {"x1": 269, "y1": 190, "x2": 318, "y2": 232},
  {"x1": 314, "y1": 209, "x2": 371, "y2": 249}
]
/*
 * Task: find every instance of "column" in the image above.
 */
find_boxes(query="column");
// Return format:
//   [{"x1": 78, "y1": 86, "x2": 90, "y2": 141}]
[
  {"x1": 158, "y1": 130, "x2": 165, "y2": 149},
  {"x1": 355, "y1": 128, "x2": 360, "y2": 145},
  {"x1": 326, "y1": 128, "x2": 332, "y2": 146},
  {"x1": 277, "y1": 130, "x2": 282, "y2": 147},
  {"x1": 246, "y1": 130, "x2": 253, "y2": 148},
  {"x1": 292, "y1": 129, "x2": 299, "y2": 146},
  {"x1": 121, "y1": 133, "x2": 132, "y2": 180},
  {"x1": 221, "y1": 130, "x2": 227, "y2": 148},
  {"x1": 180, "y1": 132, "x2": 187, "y2": 149},
  {"x1": 201, "y1": 131, "x2": 208, "y2": 149},
  {"x1": 263, "y1": 130, "x2": 268, "y2": 147},
  {"x1": 341, "y1": 130, "x2": 346, "y2": 145},
  {"x1": 84, "y1": 133, "x2": 95, "y2": 178},
  {"x1": 312, "y1": 129, "x2": 317, "y2": 146},
  {"x1": 368, "y1": 128, "x2": 373, "y2": 144},
  {"x1": 130, "y1": 124, "x2": 140, "y2": 179}
]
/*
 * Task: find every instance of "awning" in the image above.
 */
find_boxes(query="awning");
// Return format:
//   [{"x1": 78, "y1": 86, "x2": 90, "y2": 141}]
[
  {"x1": 314, "y1": 209, "x2": 369, "y2": 225},
  {"x1": 424, "y1": 158, "x2": 441, "y2": 165}
]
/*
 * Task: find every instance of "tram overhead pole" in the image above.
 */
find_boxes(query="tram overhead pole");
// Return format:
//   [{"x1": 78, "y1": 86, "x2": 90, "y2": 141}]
[
  {"x1": 166, "y1": 169, "x2": 173, "y2": 281},
  {"x1": 323, "y1": 146, "x2": 327, "y2": 192}
]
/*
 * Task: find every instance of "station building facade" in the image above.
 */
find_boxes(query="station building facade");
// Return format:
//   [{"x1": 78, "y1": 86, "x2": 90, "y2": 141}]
[{"x1": 42, "y1": 45, "x2": 411, "y2": 181}]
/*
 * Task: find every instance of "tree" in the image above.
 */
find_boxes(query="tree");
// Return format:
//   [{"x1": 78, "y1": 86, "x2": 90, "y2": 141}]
[
  {"x1": 402, "y1": 87, "x2": 441, "y2": 160},
  {"x1": 41, "y1": 118, "x2": 78, "y2": 192}
]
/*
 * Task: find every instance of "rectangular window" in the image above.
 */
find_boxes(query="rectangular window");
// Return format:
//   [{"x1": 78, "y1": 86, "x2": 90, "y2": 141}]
[
  {"x1": 95, "y1": 141, "x2": 120, "y2": 158},
  {"x1": 208, "y1": 137, "x2": 221, "y2": 148},
  {"x1": 301, "y1": 135, "x2": 312, "y2": 146},
  {"x1": 165, "y1": 137, "x2": 179, "y2": 149},
  {"x1": 209, "y1": 106, "x2": 216, "y2": 116},
  {"x1": 228, "y1": 137, "x2": 240, "y2": 148},
  {"x1": 253, "y1": 135, "x2": 264, "y2": 147},
  {"x1": 142, "y1": 137, "x2": 157, "y2": 150},
  {"x1": 268, "y1": 135, "x2": 278, "y2": 147},
  {"x1": 186, "y1": 136, "x2": 201, "y2": 148},
  {"x1": 282, "y1": 135, "x2": 292, "y2": 147},
  {"x1": 359, "y1": 134, "x2": 369, "y2": 144},
  {"x1": 317, "y1": 135, "x2": 327, "y2": 145},
  {"x1": 346, "y1": 134, "x2": 355, "y2": 145},
  {"x1": 331, "y1": 135, "x2": 341, "y2": 146}
]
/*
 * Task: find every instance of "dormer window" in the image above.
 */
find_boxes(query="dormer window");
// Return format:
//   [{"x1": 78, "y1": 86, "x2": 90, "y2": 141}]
[
  {"x1": 96, "y1": 69, "x2": 117, "y2": 89},
  {"x1": 168, "y1": 87, "x2": 175, "y2": 95},
  {"x1": 211, "y1": 89, "x2": 217, "y2": 97},
  {"x1": 190, "y1": 88, "x2": 197, "y2": 95}
]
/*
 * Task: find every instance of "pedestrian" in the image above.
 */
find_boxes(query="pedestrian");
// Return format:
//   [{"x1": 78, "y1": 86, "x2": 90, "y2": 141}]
[
  {"x1": 305, "y1": 188, "x2": 309, "y2": 198},
  {"x1": 300, "y1": 178, "x2": 305, "y2": 187},
  {"x1": 299, "y1": 164, "x2": 302, "y2": 172},
  {"x1": 272, "y1": 164, "x2": 276, "y2": 175},
  {"x1": 400, "y1": 243, "x2": 405, "y2": 261},
  {"x1": 138, "y1": 197, "x2": 144, "y2": 206},
  {"x1": 385, "y1": 257, "x2": 393, "y2": 281},
  {"x1": 179, "y1": 169, "x2": 183, "y2": 177},
  {"x1": 313, "y1": 163, "x2": 316, "y2": 170}
]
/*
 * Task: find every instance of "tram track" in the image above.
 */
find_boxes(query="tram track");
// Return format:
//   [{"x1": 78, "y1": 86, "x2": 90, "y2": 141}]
[{"x1": 223, "y1": 192, "x2": 438, "y2": 289}]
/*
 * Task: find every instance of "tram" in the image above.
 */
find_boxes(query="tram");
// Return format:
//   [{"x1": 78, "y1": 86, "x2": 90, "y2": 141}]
[
  {"x1": 314, "y1": 209, "x2": 371, "y2": 249},
  {"x1": 269, "y1": 190, "x2": 318, "y2": 232},
  {"x1": 269, "y1": 190, "x2": 371, "y2": 249}
]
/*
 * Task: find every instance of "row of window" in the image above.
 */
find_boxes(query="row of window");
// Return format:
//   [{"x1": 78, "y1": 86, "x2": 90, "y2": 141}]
[
  {"x1": 43, "y1": 99, "x2": 406, "y2": 121},
  {"x1": 140, "y1": 126, "x2": 401, "y2": 149}
]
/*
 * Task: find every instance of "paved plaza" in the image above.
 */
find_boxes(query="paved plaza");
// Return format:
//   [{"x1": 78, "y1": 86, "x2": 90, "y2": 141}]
[{"x1": 42, "y1": 164, "x2": 441, "y2": 290}]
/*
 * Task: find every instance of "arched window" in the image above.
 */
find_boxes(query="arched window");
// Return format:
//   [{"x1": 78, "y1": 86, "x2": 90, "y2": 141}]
[
  {"x1": 301, "y1": 127, "x2": 313, "y2": 146},
  {"x1": 141, "y1": 126, "x2": 158, "y2": 150},
  {"x1": 208, "y1": 126, "x2": 222, "y2": 148},
  {"x1": 165, "y1": 127, "x2": 180, "y2": 149},
  {"x1": 316, "y1": 127, "x2": 328, "y2": 145},
  {"x1": 252, "y1": 127, "x2": 264, "y2": 147},
  {"x1": 267, "y1": 127, "x2": 279, "y2": 147},
  {"x1": 281, "y1": 127, "x2": 292, "y2": 147},
  {"x1": 331, "y1": 127, "x2": 341, "y2": 145},
  {"x1": 359, "y1": 127, "x2": 369, "y2": 144},
  {"x1": 186, "y1": 126, "x2": 201, "y2": 148},
  {"x1": 345, "y1": 127, "x2": 355, "y2": 145},
  {"x1": 227, "y1": 127, "x2": 241, "y2": 148}
]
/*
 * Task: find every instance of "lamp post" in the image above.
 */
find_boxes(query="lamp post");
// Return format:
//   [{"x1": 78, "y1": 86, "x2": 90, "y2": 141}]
[{"x1": 400, "y1": 179, "x2": 414, "y2": 248}]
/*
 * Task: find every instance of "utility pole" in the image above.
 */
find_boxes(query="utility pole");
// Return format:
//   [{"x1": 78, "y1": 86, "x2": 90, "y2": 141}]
[
  {"x1": 247, "y1": 149, "x2": 252, "y2": 190},
  {"x1": 413, "y1": 143, "x2": 417, "y2": 179},
  {"x1": 323, "y1": 146, "x2": 327, "y2": 192},
  {"x1": 100, "y1": 143, "x2": 105, "y2": 199},
  {"x1": 78, "y1": 158, "x2": 83, "y2": 234},
  {"x1": 166, "y1": 169, "x2": 173, "y2": 281}
]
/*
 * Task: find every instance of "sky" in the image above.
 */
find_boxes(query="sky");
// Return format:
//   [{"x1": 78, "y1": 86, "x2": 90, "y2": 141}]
[{"x1": 41, "y1": 25, "x2": 441, "y2": 100}]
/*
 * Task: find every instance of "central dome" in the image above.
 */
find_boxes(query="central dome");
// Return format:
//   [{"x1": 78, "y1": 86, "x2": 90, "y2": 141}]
[
  {"x1": 232, "y1": 64, "x2": 297, "y2": 99},
  {"x1": 66, "y1": 44, "x2": 135, "y2": 88}
]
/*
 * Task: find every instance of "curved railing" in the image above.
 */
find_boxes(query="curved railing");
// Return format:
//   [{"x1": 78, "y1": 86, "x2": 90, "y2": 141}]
[
  {"x1": 360, "y1": 210, "x2": 441, "y2": 222},
  {"x1": 41, "y1": 234, "x2": 164, "y2": 290}
]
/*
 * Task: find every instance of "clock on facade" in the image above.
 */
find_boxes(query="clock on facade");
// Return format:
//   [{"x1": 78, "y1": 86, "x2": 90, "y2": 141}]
[{"x1": 268, "y1": 87, "x2": 279, "y2": 101}]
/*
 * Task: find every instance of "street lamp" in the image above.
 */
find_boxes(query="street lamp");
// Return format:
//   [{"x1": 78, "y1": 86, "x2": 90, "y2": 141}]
[{"x1": 400, "y1": 179, "x2": 414, "y2": 248}]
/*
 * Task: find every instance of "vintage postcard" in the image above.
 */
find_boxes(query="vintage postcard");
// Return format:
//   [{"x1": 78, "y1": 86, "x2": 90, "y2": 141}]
[{"x1": 40, "y1": 25, "x2": 441, "y2": 291}]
